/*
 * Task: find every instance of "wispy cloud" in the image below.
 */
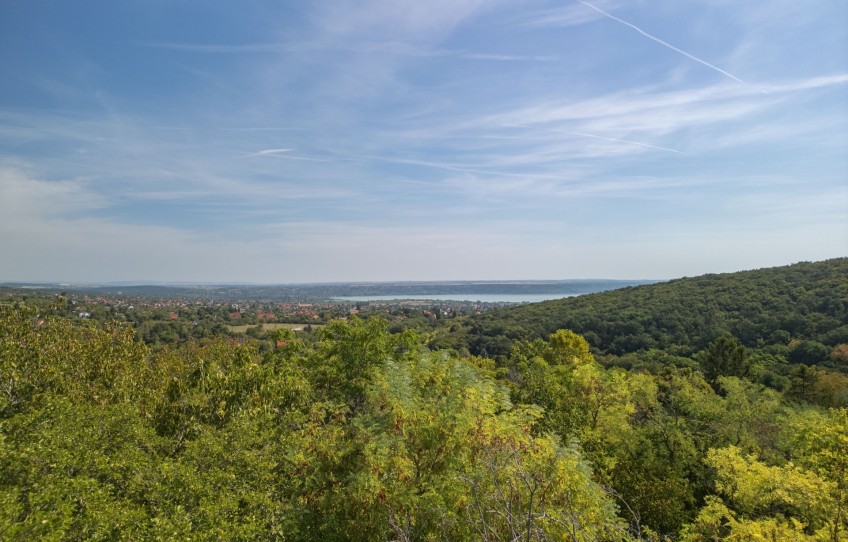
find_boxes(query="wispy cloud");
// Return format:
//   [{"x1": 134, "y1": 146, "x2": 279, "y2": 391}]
[
  {"x1": 140, "y1": 40, "x2": 557, "y2": 62},
  {"x1": 311, "y1": 0, "x2": 498, "y2": 44},
  {"x1": 518, "y1": 0, "x2": 618, "y2": 28},
  {"x1": 2, "y1": 1, "x2": 845, "y2": 281},
  {"x1": 138, "y1": 41, "x2": 299, "y2": 53},
  {"x1": 470, "y1": 73, "x2": 847, "y2": 143},
  {"x1": 0, "y1": 165, "x2": 107, "y2": 219},
  {"x1": 755, "y1": 73, "x2": 848, "y2": 94}
]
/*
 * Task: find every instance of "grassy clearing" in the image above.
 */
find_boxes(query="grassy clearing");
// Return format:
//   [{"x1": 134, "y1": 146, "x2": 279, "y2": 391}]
[{"x1": 228, "y1": 322, "x2": 321, "y2": 333}]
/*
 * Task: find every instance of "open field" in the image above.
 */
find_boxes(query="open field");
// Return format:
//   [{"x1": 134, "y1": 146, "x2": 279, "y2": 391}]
[{"x1": 228, "y1": 323, "x2": 321, "y2": 333}]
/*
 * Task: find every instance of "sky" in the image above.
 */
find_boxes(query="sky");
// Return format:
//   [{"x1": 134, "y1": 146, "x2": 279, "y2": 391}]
[{"x1": 0, "y1": 0, "x2": 846, "y2": 283}]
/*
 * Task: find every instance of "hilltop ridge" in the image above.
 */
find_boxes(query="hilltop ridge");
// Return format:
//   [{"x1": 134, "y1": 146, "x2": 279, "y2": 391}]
[{"x1": 441, "y1": 258, "x2": 848, "y2": 361}]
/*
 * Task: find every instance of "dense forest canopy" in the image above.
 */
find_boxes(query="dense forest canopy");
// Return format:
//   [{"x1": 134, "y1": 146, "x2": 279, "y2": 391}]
[
  {"x1": 1, "y1": 259, "x2": 847, "y2": 540},
  {"x1": 446, "y1": 258, "x2": 848, "y2": 361}
]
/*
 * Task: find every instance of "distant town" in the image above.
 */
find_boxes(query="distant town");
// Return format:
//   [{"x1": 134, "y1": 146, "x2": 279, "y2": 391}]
[
  {"x1": 0, "y1": 284, "x2": 553, "y2": 348},
  {"x1": 0, "y1": 279, "x2": 652, "y2": 349}
]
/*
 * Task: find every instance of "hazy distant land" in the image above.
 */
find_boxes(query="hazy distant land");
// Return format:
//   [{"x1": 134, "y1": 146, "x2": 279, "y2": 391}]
[{"x1": 0, "y1": 279, "x2": 656, "y2": 302}]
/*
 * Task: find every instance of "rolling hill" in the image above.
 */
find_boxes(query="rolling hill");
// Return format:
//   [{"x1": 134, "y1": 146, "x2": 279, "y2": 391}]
[{"x1": 444, "y1": 258, "x2": 848, "y2": 361}]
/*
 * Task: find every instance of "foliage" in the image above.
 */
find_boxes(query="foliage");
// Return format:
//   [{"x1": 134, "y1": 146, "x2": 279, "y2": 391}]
[
  {"x1": 453, "y1": 258, "x2": 848, "y2": 362},
  {"x1": 0, "y1": 308, "x2": 629, "y2": 540},
  {"x1": 697, "y1": 337, "x2": 749, "y2": 386},
  {"x1": 3, "y1": 271, "x2": 848, "y2": 541}
]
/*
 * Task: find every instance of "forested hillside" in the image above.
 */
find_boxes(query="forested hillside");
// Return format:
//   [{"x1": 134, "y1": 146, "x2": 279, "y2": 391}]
[
  {"x1": 448, "y1": 258, "x2": 848, "y2": 364},
  {"x1": 2, "y1": 297, "x2": 847, "y2": 540}
]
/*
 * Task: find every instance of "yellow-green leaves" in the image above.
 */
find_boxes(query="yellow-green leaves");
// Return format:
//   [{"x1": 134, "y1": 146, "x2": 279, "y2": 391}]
[
  {"x1": 548, "y1": 329, "x2": 594, "y2": 366},
  {"x1": 347, "y1": 352, "x2": 626, "y2": 541},
  {"x1": 683, "y1": 441, "x2": 844, "y2": 541}
]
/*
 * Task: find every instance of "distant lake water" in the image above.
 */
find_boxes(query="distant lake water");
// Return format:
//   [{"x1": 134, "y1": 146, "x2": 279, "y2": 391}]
[{"x1": 332, "y1": 294, "x2": 578, "y2": 303}]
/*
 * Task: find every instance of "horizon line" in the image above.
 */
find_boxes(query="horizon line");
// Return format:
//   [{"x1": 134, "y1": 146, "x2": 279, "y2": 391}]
[{"x1": 0, "y1": 278, "x2": 661, "y2": 288}]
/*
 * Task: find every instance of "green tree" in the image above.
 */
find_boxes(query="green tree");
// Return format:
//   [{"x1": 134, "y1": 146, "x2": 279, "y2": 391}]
[
  {"x1": 310, "y1": 317, "x2": 417, "y2": 409},
  {"x1": 345, "y1": 351, "x2": 629, "y2": 541},
  {"x1": 785, "y1": 407, "x2": 848, "y2": 541},
  {"x1": 790, "y1": 340, "x2": 832, "y2": 365},
  {"x1": 681, "y1": 445, "x2": 837, "y2": 541},
  {"x1": 698, "y1": 337, "x2": 750, "y2": 385}
]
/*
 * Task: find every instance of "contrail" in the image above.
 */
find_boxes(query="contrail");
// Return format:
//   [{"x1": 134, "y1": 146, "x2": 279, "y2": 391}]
[
  {"x1": 243, "y1": 148, "x2": 293, "y2": 157},
  {"x1": 569, "y1": 131, "x2": 684, "y2": 154},
  {"x1": 241, "y1": 148, "x2": 338, "y2": 162},
  {"x1": 577, "y1": 0, "x2": 747, "y2": 85}
]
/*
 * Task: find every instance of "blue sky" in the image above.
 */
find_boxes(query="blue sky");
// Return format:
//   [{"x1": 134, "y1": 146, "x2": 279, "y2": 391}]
[{"x1": 1, "y1": 0, "x2": 846, "y2": 283}]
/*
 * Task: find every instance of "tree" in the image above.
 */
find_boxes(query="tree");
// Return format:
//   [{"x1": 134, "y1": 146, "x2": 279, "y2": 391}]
[
  {"x1": 789, "y1": 340, "x2": 832, "y2": 365},
  {"x1": 681, "y1": 445, "x2": 837, "y2": 541},
  {"x1": 309, "y1": 317, "x2": 417, "y2": 409},
  {"x1": 698, "y1": 337, "x2": 750, "y2": 385},
  {"x1": 785, "y1": 407, "x2": 848, "y2": 541},
  {"x1": 346, "y1": 351, "x2": 629, "y2": 541},
  {"x1": 789, "y1": 365, "x2": 822, "y2": 404},
  {"x1": 547, "y1": 329, "x2": 594, "y2": 366},
  {"x1": 831, "y1": 344, "x2": 848, "y2": 369}
]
